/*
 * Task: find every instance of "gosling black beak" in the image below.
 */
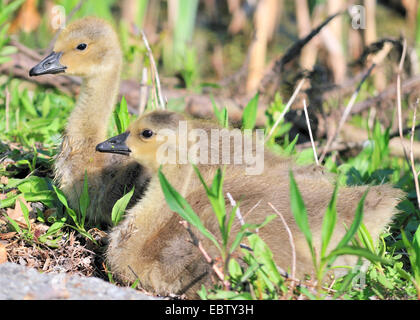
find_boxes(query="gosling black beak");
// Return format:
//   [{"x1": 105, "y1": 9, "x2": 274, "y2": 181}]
[
  {"x1": 96, "y1": 131, "x2": 131, "y2": 156},
  {"x1": 29, "y1": 51, "x2": 67, "y2": 76}
]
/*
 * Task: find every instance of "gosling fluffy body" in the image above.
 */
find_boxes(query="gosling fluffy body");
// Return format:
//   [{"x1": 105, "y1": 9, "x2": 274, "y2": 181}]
[
  {"x1": 99, "y1": 111, "x2": 404, "y2": 298},
  {"x1": 30, "y1": 17, "x2": 149, "y2": 226}
]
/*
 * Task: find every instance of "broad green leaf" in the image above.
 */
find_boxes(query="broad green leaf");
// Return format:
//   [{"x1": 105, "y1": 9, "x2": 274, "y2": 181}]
[
  {"x1": 0, "y1": 194, "x2": 19, "y2": 208},
  {"x1": 3, "y1": 213, "x2": 21, "y2": 234},
  {"x1": 20, "y1": 90, "x2": 38, "y2": 117},
  {"x1": 242, "y1": 93, "x2": 259, "y2": 130},
  {"x1": 228, "y1": 258, "x2": 243, "y2": 280},
  {"x1": 211, "y1": 96, "x2": 229, "y2": 128},
  {"x1": 283, "y1": 134, "x2": 299, "y2": 155},
  {"x1": 335, "y1": 189, "x2": 369, "y2": 250},
  {"x1": 193, "y1": 166, "x2": 226, "y2": 236},
  {"x1": 412, "y1": 224, "x2": 420, "y2": 266},
  {"x1": 401, "y1": 228, "x2": 420, "y2": 282},
  {"x1": 326, "y1": 246, "x2": 392, "y2": 265},
  {"x1": 114, "y1": 96, "x2": 130, "y2": 134},
  {"x1": 333, "y1": 258, "x2": 364, "y2": 299},
  {"x1": 0, "y1": 45, "x2": 17, "y2": 56},
  {"x1": 43, "y1": 220, "x2": 66, "y2": 238},
  {"x1": 53, "y1": 185, "x2": 70, "y2": 208},
  {"x1": 19, "y1": 199, "x2": 31, "y2": 232},
  {"x1": 41, "y1": 96, "x2": 51, "y2": 118},
  {"x1": 229, "y1": 215, "x2": 276, "y2": 255},
  {"x1": 321, "y1": 182, "x2": 338, "y2": 258},
  {"x1": 289, "y1": 171, "x2": 314, "y2": 258},
  {"x1": 0, "y1": 0, "x2": 24, "y2": 25},
  {"x1": 226, "y1": 202, "x2": 239, "y2": 238},
  {"x1": 239, "y1": 259, "x2": 260, "y2": 283},
  {"x1": 248, "y1": 234, "x2": 282, "y2": 285},
  {"x1": 23, "y1": 191, "x2": 56, "y2": 207},
  {"x1": 111, "y1": 186, "x2": 135, "y2": 226},
  {"x1": 357, "y1": 223, "x2": 376, "y2": 254},
  {"x1": 10, "y1": 176, "x2": 49, "y2": 194},
  {"x1": 229, "y1": 229, "x2": 251, "y2": 255},
  {"x1": 53, "y1": 185, "x2": 79, "y2": 227},
  {"x1": 209, "y1": 168, "x2": 226, "y2": 230}
]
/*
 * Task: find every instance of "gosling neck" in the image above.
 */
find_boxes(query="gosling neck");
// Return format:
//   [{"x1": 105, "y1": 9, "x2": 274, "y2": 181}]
[{"x1": 66, "y1": 64, "x2": 122, "y2": 145}]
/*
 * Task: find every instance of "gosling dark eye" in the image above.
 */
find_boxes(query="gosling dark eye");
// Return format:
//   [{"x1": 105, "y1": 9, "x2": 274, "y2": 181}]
[
  {"x1": 141, "y1": 129, "x2": 154, "y2": 139},
  {"x1": 76, "y1": 43, "x2": 87, "y2": 51}
]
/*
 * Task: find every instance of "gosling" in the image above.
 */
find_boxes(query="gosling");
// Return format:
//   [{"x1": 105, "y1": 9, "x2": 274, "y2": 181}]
[
  {"x1": 29, "y1": 17, "x2": 149, "y2": 227},
  {"x1": 96, "y1": 110, "x2": 404, "y2": 298}
]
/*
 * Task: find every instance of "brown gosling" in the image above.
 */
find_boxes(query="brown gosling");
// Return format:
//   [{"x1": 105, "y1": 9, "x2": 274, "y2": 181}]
[
  {"x1": 96, "y1": 110, "x2": 404, "y2": 298},
  {"x1": 29, "y1": 17, "x2": 149, "y2": 227}
]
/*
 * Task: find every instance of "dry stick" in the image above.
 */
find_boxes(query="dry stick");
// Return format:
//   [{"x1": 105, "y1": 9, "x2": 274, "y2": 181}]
[
  {"x1": 139, "y1": 29, "x2": 166, "y2": 110},
  {"x1": 226, "y1": 192, "x2": 245, "y2": 226},
  {"x1": 179, "y1": 220, "x2": 230, "y2": 289},
  {"x1": 5, "y1": 87, "x2": 10, "y2": 132},
  {"x1": 177, "y1": 134, "x2": 229, "y2": 286},
  {"x1": 303, "y1": 99, "x2": 319, "y2": 165},
  {"x1": 397, "y1": 39, "x2": 410, "y2": 166},
  {"x1": 138, "y1": 67, "x2": 149, "y2": 115},
  {"x1": 318, "y1": 63, "x2": 376, "y2": 163},
  {"x1": 318, "y1": 41, "x2": 393, "y2": 162},
  {"x1": 264, "y1": 78, "x2": 305, "y2": 143},
  {"x1": 410, "y1": 100, "x2": 420, "y2": 210},
  {"x1": 267, "y1": 202, "x2": 296, "y2": 284}
]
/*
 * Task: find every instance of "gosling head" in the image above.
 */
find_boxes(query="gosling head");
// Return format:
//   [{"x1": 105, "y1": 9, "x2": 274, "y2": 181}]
[
  {"x1": 29, "y1": 17, "x2": 122, "y2": 77},
  {"x1": 96, "y1": 111, "x2": 186, "y2": 172}
]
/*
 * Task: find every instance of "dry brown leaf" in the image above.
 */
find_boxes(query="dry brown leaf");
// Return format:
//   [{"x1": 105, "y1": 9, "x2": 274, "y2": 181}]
[
  {"x1": 6, "y1": 196, "x2": 31, "y2": 224},
  {"x1": 10, "y1": 0, "x2": 41, "y2": 34},
  {"x1": 0, "y1": 176, "x2": 8, "y2": 185},
  {"x1": 0, "y1": 243, "x2": 7, "y2": 264},
  {"x1": 0, "y1": 232, "x2": 17, "y2": 240}
]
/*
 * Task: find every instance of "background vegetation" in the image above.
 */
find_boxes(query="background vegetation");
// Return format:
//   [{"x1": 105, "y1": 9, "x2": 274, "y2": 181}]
[{"x1": 0, "y1": 0, "x2": 420, "y2": 300}]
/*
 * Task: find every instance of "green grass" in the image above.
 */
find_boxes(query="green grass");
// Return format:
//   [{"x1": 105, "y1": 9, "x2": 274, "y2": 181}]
[
  {"x1": 0, "y1": 0, "x2": 419, "y2": 300},
  {"x1": 1, "y1": 77, "x2": 419, "y2": 299}
]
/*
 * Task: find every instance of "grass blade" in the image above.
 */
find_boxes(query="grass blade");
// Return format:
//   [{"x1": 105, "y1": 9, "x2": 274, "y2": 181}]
[
  {"x1": 335, "y1": 189, "x2": 369, "y2": 250},
  {"x1": 242, "y1": 93, "x2": 259, "y2": 130},
  {"x1": 321, "y1": 182, "x2": 338, "y2": 258},
  {"x1": 79, "y1": 171, "x2": 90, "y2": 228},
  {"x1": 326, "y1": 246, "x2": 392, "y2": 265},
  {"x1": 158, "y1": 168, "x2": 221, "y2": 252},
  {"x1": 111, "y1": 187, "x2": 135, "y2": 226},
  {"x1": 289, "y1": 171, "x2": 314, "y2": 259}
]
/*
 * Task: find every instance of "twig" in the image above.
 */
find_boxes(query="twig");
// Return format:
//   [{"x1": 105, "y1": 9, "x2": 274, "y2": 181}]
[
  {"x1": 138, "y1": 67, "x2": 149, "y2": 115},
  {"x1": 226, "y1": 192, "x2": 245, "y2": 226},
  {"x1": 410, "y1": 100, "x2": 420, "y2": 210},
  {"x1": 319, "y1": 64, "x2": 376, "y2": 163},
  {"x1": 267, "y1": 202, "x2": 296, "y2": 282},
  {"x1": 5, "y1": 87, "x2": 10, "y2": 132},
  {"x1": 303, "y1": 99, "x2": 318, "y2": 165},
  {"x1": 179, "y1": 220, "x2": 230, "y2": 289},
  {"x1": 243, "y1": 199, "x2": 261, "y2": 218},
  {"x1": 10, "y1": 39, "x2": 42, "y2": 60},
  {"x1": 397, "y1": 39, "x2": 410, "y2": 166},
  {"x1": 127, "y1": 264, "x2": 144, "y2": 289},
  {"x1": 265, "y1": 78, "x2": 305, "y2": 143},
  {"x1": 138, "y1": 28, "x2": 166, "y2": 110}
]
